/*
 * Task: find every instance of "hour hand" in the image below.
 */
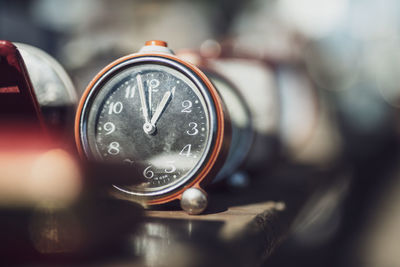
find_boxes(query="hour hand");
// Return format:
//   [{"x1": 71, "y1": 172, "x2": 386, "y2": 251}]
[
  {"x1": 150, "y1": 91, "x2": 172, "y2": 126},
  {"x1": 137, "y1": 74, "x2": 154, "y2": 134}
]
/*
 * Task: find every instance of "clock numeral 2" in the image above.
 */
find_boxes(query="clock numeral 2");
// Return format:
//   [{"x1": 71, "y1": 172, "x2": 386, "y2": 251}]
[{"x1": 181, "y1": 100, "x2": 192, "y2": 113}]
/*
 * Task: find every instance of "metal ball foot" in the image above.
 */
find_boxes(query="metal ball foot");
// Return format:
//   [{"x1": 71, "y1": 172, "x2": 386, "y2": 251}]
[{"x1": 180, "y1": 187, "x2": 208, "y2": 215}]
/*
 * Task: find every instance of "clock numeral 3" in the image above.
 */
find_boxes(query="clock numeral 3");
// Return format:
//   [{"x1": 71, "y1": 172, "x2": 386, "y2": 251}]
[{"x1": 186, "y1": 122, "x2": 198, "y2": 135}]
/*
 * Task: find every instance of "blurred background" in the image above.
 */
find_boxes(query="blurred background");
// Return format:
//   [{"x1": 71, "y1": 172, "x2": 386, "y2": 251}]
[{"x1": 2, "y1": 0, "x2": 400, "y2": 266}]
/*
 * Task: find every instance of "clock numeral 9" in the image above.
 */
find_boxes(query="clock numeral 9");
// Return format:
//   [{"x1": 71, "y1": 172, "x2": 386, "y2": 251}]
[
  {"x1": 108, "y1": 141, "x2": 120, "y2": 155},
  {"x1": 186, "y1": 122, "x2": 198, "y2": 135},
  {"x1": 179, "y1": 144, "x2": 192, "y2": 157},
  {"x1": 181, "y1": 100, "x2": 192, "y2": 113},
  {"x1": 103, "y1": 122, "x2": 115, "y2": 135},
  {"x1": 108, "y1": 101, "x2": 123, "y2": 114}
]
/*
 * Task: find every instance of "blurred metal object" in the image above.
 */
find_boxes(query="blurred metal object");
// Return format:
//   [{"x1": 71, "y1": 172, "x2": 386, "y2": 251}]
[
  {"x1": 15, "y1": 42, "x2": 77, "y2": 134},
  {"x1": 180, "y1": 188, "x2": 208, "y2": 215}
]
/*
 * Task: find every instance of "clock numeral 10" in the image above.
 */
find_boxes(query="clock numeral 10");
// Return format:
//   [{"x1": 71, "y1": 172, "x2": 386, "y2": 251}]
[
  {"x1": 179, "y1": 144, "x2": 192, "y2": 157},
  {"x1": 108, "y1": 101, "x2": 123, "y2": 114}
]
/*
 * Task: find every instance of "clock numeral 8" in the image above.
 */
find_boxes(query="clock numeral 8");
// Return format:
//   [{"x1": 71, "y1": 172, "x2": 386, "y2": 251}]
[{"x1": 108, "y1": 141, "x2": 120, "y2": 155}]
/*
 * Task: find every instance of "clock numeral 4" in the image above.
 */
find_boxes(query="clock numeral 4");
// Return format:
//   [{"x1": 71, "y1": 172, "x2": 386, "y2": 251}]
[
  {"x1": 179, "y1": 144, "x2": 192, "y2": 157},
  {"x1": 108, "y1": 101, "x2": 123, "y2": 114}
]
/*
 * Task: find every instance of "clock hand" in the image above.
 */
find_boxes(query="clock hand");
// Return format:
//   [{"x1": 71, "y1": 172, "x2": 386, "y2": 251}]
[
  {"x1": 150, "y1": 90, "x2": 172, "y2": 126},
  {"x1": 137, "y1": 74, "x2": 150, "y2": 124},
  {"x1": 137, "y1": 74, "x2": 155, "y2": 134}
]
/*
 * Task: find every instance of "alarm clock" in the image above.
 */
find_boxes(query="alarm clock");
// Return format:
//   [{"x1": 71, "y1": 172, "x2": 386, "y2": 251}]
[{"x1": 75, "y1": 40, "x2": 234, "y2": 214}]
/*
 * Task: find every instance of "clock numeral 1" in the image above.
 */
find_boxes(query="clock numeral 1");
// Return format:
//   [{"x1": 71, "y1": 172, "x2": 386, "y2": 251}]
[
  {"x1": 108, "y1": 101, "x2": 123, "y2": 114},
  {"x1": 179, "y1": 144, "x2": 192, "y2": 157}
]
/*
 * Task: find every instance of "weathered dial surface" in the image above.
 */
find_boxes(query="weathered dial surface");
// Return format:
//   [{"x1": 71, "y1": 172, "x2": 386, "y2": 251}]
[{"x1": 82, "y1": 62, "x2": 213, "y2": 195}]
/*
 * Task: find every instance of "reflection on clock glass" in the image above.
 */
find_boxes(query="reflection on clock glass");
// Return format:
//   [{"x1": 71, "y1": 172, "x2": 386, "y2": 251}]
[{"x1": 85, "y1": 64, "x2": 211, "y2": 194}]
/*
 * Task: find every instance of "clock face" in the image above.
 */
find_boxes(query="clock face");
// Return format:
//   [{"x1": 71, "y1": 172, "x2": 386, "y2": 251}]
[{"x1": 80, "y1": 57, "x2": 216, "y2": 196}]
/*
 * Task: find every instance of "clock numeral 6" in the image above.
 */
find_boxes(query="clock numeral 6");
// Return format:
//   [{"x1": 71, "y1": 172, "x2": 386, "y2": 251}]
[
  {"x1": 186, "y1": 122, "x2": 198, "y2": 135},
  {"x1": 179, "y1": 144, "x2": 192, "y2": 157},
  {"x1": 181, "y1": 100, "x2": 192, "y2": 113},
  {"x1": 143, "y1": 165, "x2": 154, "y2": 179},
  {"x1": 103, "y1": 122, "x2": 115, "y2": 135},
  {"x1": 108, "y1": 141, "x2": 120, "y2": 155},
  {"x1": 108, "y1": 101, "x2": 123, "y2": 114}
]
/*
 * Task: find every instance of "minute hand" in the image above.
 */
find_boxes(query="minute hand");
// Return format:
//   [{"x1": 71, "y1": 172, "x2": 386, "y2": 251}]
[{"x1": 150, "y1": 91, "x2": 172, "y2": 126}]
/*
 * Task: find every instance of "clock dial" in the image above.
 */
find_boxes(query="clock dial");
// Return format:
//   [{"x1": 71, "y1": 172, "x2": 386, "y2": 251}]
[{"x1": 81, "y1": 60, "x2": 214, "y2": 195}]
